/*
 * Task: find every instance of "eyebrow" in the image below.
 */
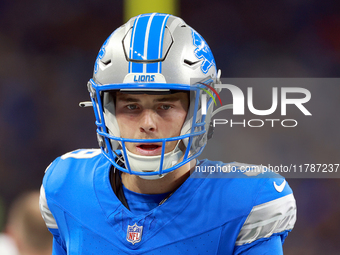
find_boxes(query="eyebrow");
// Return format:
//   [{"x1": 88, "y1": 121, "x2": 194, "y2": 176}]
[
  {"x1": 116, "y1": 96, "x2": 139, "y2": 103},
  {"x1": 154, "y1": 96, "x2": 182, "y2": 102},
  {"x1": 116, "y1": 94, "x2": 182, "y2": 103}
]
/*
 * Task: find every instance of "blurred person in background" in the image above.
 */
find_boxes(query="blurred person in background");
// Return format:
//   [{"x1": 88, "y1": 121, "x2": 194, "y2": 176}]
[
  {"x1": 4, "y1": 191, "x2": 52, "y2": 255},
  {"x1": 0, "y1": 232, "x2": 18, "y2": 255}
]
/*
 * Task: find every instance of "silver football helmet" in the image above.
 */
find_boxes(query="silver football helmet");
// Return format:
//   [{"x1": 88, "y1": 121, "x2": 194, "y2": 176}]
[{"x1": 87, "y1": 13, "x2": 221, "y2": 179}]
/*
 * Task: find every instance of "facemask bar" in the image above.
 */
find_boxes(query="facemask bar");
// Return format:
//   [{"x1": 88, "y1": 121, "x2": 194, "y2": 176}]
[
  {"x1": 88, "y1": 79, "x2": 214, "y2": 176},
  {"x1": 103, "y1": 134, "x2": 199, "y2": 175}
]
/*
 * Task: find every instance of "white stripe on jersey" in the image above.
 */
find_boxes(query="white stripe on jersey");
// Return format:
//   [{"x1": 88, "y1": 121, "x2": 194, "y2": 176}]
[
  {"x1": 39, "y1": 185, "x2": 58, "y2": 229},
  {"x1": 236, "y1": 193, "x2": 296, "y2": 245}
]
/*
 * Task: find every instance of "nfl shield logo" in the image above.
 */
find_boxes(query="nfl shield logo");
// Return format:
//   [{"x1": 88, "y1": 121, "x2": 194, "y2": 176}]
[{"x1": 126, "y1": 223, "x2": 143, "y2": 245}]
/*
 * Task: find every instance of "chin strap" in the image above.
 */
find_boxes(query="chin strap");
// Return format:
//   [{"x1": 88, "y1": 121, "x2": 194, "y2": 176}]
[{"x1": 113, "y1": 150, "x2": 125, "y2": 166}]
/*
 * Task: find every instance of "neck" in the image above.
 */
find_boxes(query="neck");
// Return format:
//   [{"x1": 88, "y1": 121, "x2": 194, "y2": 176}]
[{"x1": 121, "y1": 159, "x2": 195, "y2": 194}]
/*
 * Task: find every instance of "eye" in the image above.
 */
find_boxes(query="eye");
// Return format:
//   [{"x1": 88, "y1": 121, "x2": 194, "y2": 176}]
[
  {"x1": 159, "y1": 105, "x2": 172, "y2": 110},
  {"x1": 126, "y1": 104, "x2": 138, "y2": 110}
]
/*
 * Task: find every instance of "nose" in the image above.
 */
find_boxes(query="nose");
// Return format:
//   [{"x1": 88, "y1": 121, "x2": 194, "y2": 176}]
[{"x1": 139, "y1": 109, "x2": 157, "y2": 133}]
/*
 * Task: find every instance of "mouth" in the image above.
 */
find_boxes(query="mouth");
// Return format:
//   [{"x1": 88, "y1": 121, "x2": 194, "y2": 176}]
[{"x1": 135, "y1": 143, "x2": 162, "y2": 156}]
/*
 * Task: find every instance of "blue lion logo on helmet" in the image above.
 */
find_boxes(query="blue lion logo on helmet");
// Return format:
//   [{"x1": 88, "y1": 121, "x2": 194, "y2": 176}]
[
  {"x1": 192, "y1": 29, "x2": 215, "y2": 74},
  {"x1": 94, "y1": 35, "x2": 110, "y2": 74},
  {"x1": 94, "y1": 28, "x2": 121, "y2": 74}
]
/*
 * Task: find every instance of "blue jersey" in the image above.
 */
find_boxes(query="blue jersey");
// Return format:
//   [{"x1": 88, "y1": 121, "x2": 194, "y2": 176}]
[{"x1": 40, "y1": 149, "x2": 296, "y2": 254}]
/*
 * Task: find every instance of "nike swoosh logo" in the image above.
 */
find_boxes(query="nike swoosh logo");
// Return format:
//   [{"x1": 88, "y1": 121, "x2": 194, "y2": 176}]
[{"x1": 273, "y1": 179, "x2": 286, "y2": 193}]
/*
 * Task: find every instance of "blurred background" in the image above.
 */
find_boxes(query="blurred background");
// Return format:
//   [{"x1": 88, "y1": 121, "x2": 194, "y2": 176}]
[{"x1": 0, "y1": 0, "x2": 339, "y2": 254}]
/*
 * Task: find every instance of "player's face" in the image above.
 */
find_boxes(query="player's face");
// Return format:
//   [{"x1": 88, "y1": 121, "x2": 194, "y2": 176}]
[{"x1": 115, "y1": 92, "x2": 189, "y2": 156}]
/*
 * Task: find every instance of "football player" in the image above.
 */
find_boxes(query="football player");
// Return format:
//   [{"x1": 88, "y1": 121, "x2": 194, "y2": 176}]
[{"x1": 40, "y1": 13, "x2": 296, "y2": 254}]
